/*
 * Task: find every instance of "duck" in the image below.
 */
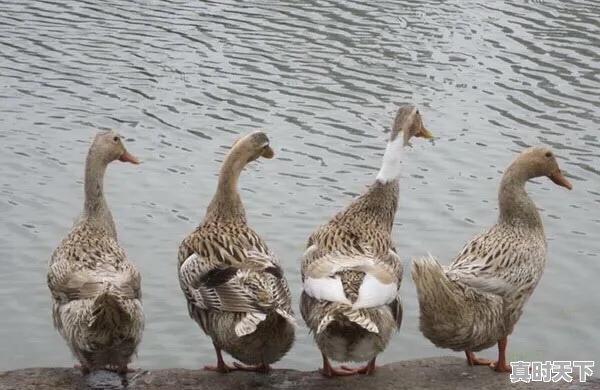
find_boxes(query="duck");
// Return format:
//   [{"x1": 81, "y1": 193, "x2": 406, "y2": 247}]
[
  {"x1": 178, "y1": 131, "x2": 295, "y2": 373},
  {"x1": 412, "y1": 146, "x2": 572, "y2": 372},
  {"x1": 300, "y1": 105, "x2": 434, "y2": 377},
  {"x1": 47, "y1": 131, "x2": 144, "y2": 374}
]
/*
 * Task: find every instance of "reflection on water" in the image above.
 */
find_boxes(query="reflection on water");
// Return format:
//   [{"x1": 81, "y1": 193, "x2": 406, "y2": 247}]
[{"x1": 0, "y1": 0, "x2": 598, "y2": 370}]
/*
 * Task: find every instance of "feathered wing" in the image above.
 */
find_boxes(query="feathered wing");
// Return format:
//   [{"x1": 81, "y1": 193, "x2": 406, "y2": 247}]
[
  {"x1": 178, "y1": 228, "x2": 294, "y2": 337},
  {"x1": 49, "y1": 260, "x2": 141, "y2": 303},
  {"x1": 411, "y1": 254, "x2": 505, "y2": 351},
  {"x1": 302, "y1": 246, "x2": 402, "y2": 308},
  {"x1": 47, "y1": 230, "x2": 144, "y2": 362},
  {"x1": 301, "y1": 240, "x2": 403, "y2": 334},
  {"x1": 446, "y1": 227, "x2": 545, "y2": 297}
]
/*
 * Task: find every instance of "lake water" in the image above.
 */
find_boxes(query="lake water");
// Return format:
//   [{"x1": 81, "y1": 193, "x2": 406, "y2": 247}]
[{"x1": 1, "y1": 0, "x2": 598, "y2": 371}]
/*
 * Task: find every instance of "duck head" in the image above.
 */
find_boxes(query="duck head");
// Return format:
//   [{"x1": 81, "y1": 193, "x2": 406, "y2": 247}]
[
  {"x1": 229, "y1": 130, "x2": 274, "y2": 163},
  {"x1": 390, "y1": 105, "x2": 434, "y2": 147},
  {"x1": 376, "y1": 105, "x2": 433, "y2": 183},
  {"x1": 509, "y1": 146, "x2": 572, "y2": 190},
  {"x1": 207, "y1": 131, "x2": 274, "y2": 221},
  {"x1": 90, "y1": 131, "x2": 139, "y2": 165}
]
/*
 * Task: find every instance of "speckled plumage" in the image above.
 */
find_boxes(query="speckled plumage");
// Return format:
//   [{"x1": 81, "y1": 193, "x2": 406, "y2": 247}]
[
  {"x1": 177, "y1": 131, "x2": 294, "y2": 370},
  {"x1": 412, "y1": 146, "x2": 572, "y2": 371},
  {"x1": 300, "y1": 106, "x2": 433, "y2": 375},
  {"x1": 47, "y1": 131, "x2": 143, "y2": 373},
  {"x1": 300, "y1": 182, "x2": 403, "y2": 363}
]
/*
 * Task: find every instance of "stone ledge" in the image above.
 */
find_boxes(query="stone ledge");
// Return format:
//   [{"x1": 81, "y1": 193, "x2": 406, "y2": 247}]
[{"x1": 0, "y1": 357, "x2": 596, "y2": 390}]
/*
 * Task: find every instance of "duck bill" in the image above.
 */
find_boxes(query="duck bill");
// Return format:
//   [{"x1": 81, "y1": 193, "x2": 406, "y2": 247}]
[
  {"x1": 261, "y1": 145, "x2": 274, "y2": 159},
  {"x1": 548, "y1": 169, "x2": 572, "y2": 190},
  {"x1": 416, "y1": 127, "x2": 434, "y2": 139},
  {"x1": 119, "y1": 150, "x2": 140, "y2": 164}
]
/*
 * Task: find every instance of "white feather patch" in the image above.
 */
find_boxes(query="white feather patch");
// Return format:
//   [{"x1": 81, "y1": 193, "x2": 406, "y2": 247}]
[
  {"x1": 234, "y1": 312, "x2": 266, "y2": 337},
  {"x1": 352, "y1": 274, "x2": 398, "y2": 309},
  {"x1": 303, "y1": 276, "x2": 351, "y2": 305},
  {"x1": 376, "y1": 138, "x2": 403, "y2": 182}
]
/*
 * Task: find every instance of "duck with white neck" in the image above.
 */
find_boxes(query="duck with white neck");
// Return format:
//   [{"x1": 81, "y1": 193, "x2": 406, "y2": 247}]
[{"x1": 300, "y1": 105, "x2": 434, "y2": 377}]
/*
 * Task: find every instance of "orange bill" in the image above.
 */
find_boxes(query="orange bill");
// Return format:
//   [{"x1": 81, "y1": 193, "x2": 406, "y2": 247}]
[
  {"x1": 119, "y1": 150, "x2": 140, "y2": 164},
  {"x1": 261, "y1": 145, "x2": 274, "y2": 159},
  {"x1": 416, "y1": 127, "x2": 434, "y2": 139},
  {"x1": 549, "y1": 169, "x2": 572, "y2": 190}
]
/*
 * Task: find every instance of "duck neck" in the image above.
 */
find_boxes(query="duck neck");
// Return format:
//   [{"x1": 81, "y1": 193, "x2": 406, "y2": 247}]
[
  {"x1": 83, "y1": 152, "x2": 117, "y2": 238},
  {"x1": 206, "y1": 149, "x2": 247, "y2": 223},
  {"x1": 498, "y1": 165, "x2": 543, "y2": 231},
  {"x1": 376, "y1": 139, "x2": 403, "y2": 183}
]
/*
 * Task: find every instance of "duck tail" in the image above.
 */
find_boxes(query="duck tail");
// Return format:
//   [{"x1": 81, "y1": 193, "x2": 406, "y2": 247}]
[
  {"x1": 412, "y1": 254, "x2": 463, "y2": 312},
  {"x1": 411, "y1": 254, "x2": 503, "y2": 350},
  {"x1": 411, "y1": 254, "x2": 471, "y2": 348},
  {"x1": 88, "y1": 283, "x2": 130, "y2": 332}
]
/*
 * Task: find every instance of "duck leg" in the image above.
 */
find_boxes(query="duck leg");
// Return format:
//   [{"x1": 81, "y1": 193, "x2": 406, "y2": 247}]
[
  {"x1": 233, "y1": 362, "x2": 270, "y2": 373},
  {"x1": 341, "y1": 357, "x2": 377, "y2": 375},
  {"x1": 465, "y1": 350, "x2": 493, "y2": 366},
  {"x1": 319, "y1": 353, "x2": 356, "y2": 377},
  {"x1": 490, "y1": 338, "x2": 512, "y2": 373},
  {"x1": 204, "y1": 343, "x2": 236, "y2": 373}
]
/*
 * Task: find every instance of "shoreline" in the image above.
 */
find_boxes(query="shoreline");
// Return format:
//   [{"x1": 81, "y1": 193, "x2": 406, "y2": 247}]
[{"x1": 1, "y1": 357, "x2": 596, "y2": 390}]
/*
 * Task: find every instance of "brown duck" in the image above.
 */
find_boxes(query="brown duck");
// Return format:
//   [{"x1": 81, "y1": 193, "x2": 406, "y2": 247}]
[
  {"x1": 47, "y1": 131, "x2": 143, "y2": 374},
  {"x1": 412, "y1": 146, "x2": 572, "y2": 372},
  {"x1": 300, "y1": 106, "x2": 433, "y2": 376},
  {"x1": 178, "y1": 131, "x2": 295, "y2": 373}
]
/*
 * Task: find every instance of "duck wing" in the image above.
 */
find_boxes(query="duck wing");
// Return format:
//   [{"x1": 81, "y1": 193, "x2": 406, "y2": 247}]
[
  {"x1": 178, "y1": 230, "x2": 291, "y2": 315},
  {"x1": 302, "y1": 244, "x2": 402, "y2": 310},
  {"x1": 48, "y1": 232, "x2": 140, "y2": 302},
  {"x1": 447, "y1": 227, "x2": 545, "y2": 296}
]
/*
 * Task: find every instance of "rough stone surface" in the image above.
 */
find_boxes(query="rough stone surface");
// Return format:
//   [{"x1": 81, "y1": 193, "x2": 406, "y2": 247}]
[{"x1": 0, "y1": 357, "x2": 597, "y2": 390}]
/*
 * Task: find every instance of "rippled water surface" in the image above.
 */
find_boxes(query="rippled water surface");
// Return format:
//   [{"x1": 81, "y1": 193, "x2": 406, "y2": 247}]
[{"x1": 1, "y1": 0, "x2": 599, "y2": 370}]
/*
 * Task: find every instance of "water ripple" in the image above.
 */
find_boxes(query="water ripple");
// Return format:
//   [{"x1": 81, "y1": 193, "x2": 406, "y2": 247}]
[{"x1": 0, "y1": 0, "x2": 598, "y2": 371}]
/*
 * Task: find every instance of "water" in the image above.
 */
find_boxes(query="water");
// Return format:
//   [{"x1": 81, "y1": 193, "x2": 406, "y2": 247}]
[{"x1": 1, "y1": 0, "x2": 598, "y2": 371}]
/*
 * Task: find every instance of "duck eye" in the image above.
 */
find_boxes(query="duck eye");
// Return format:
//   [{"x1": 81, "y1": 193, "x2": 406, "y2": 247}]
[
  {"x1": 545, "y1": 151, "x2": 552, "y2": 158},
  {"x1": 113, "y1": 136, "x2": 119, "y2": 142}
]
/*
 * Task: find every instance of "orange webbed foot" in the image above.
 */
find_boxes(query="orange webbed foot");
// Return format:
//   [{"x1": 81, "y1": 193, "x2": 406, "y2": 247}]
[
  {"x1": 465, "y1": 351, "x2": 494, "y2": 366},
  {"x1": 233, "y1": 362, "x2": 270, "y2": 373},
  {"x1": 340, "y1": 358, "x2": 376, "y2": 375},
  {"x1": 204, "y1": 363, "x2": 236, "y2": 373},
  {"x1": 319, "y1": 365, "x2": 357, "y2": 377},
  {"x1": 490, "y1": 361, "x2": 512, "y2": 373}
]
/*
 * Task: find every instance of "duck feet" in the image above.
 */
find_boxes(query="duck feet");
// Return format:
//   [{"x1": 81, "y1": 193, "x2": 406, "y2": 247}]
[
  {"x1": 204, "y1": 344, "x2": 236, "y2": 373},
  {"x1": 320, "y1": 353, "x2": 358, "y2": 377},
  {"x1": 490, "y1": 361, "x2": 512, "y2": 373},
  {"x1": 465, "y1": 351, "x2": 493, "y2": 366},
  {"x1": 490, "y1": 337, "x2": 512, "y2": 373},
  {"x1": 233, "y1": 362, "x2": 270, "y2": 373},
  {"x1": 340, "y1": 357, "x2": 377, "y2": 375},
  {"x1": 319, "y1": 365, "x2": 357, "y2": 377},
  {"x1": 203, "y1": 363, "x2": 236, "y2": 373}
]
